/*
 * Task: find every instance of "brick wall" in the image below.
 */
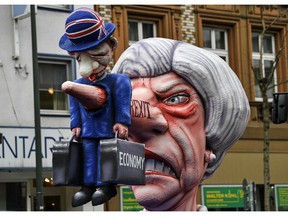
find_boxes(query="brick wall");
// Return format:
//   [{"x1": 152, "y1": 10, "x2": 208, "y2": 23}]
[
  {"x1": 96, "y1": 5, "x2": 197, "y2": 68},
  {"x1": 97, "y1": 5, "x2": 114, "y2": 70},
  {"x1": 98, "y1": 5, "x2": 196, "y2": 45},
  {"x1": 180, "y1": 5, "x2": 196, "y2": 45},
  {"x1": 97, "y1": 5, "x2": 112, "y2": 23}
]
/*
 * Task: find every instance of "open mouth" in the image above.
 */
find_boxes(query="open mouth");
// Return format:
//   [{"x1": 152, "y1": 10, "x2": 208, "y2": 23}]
[{"x1": 145, "y1": 149, "x2": 178, "y2": 179}]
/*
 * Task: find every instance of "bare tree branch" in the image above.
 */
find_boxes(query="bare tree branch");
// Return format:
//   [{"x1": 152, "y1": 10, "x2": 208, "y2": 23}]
[
  {"x1": 266, "y1": 29, "x2": 288, "y2": 88},
  {"x1": 265, "y1": 7, "x2": 288, "y2": 32},
  {"x1": 268, "y1": 79, "x2": 288, "y2": 90},
  {"x1": 256, "y1": 5, "x2": 288, "y2": 211},
  {"x1": 259, "y1": 6, "x2": 265, "y2": 91},
  {"x1": 251, "y1": 63, "x2": 261, "y2": 84}
]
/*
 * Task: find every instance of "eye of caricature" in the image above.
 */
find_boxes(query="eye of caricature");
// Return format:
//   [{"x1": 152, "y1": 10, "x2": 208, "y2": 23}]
[
  {"x1": 88, "y1": 49, "x2": 109, "y2": 58},
  {"x1": 76, "y1": 55, "x2": 81, "y2": 62},
  {"x1": 163, "y1": 93, "x2": 189, "y2": 105},
  {"x1": 92, "y1": 52, "x2": 108, "y2": 57}
]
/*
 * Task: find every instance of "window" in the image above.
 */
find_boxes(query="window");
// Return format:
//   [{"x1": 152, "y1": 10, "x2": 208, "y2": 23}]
[
  {"x1": 38, "y1": 55, "x2": 75, "y2": 113},
  {"x1": 0, "y1": 182, "x2": 27, "y2": 211},
  {"x1": 111, "y1": 5, "x2": 182, "y2": 61},
  {"x1": 128, "y1": 19, "x2": 157, "y2": 45},
  {"x1": 38, "y1": 5, "x2": 73, "y2": 12},
  {"x1": 203, "y1": 27, "x2": 229, "y2": 63},
  {"x1": 252, "y1": 32, "x2": 277, "y2": 101}
]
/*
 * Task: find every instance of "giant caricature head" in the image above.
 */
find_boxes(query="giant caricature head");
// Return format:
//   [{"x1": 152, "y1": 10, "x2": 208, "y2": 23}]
[
  {"x1": 59, "y1": 7, "x2": 118, "y2": 79},
  {"x1": 112, "y1": 38, "x2": 250, "y2": 211}
]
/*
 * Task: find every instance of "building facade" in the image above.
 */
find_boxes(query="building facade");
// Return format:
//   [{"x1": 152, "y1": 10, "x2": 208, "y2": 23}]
[
  {"x1": 0, "y1": 4, "x2": 99, "y2": 211},
  {"x1": 0, "y1": 4, "x2": 287, "y2": 211},
  {"x1": 193, "y1": 5, "x2": 288, "y2": 211}
]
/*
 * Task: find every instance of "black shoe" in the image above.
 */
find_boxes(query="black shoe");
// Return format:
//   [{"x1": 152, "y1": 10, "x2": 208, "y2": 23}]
[
  {"x1": 72, "y1": 186, "x2": 96, "y2": 207},
  {"x1": 92, "y1": 185, "x2": 117, "y2": 206}
]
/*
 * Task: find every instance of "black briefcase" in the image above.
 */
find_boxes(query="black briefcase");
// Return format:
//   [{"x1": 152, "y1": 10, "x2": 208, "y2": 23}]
[
  {"x1": 52, "y1": 136, "x2": 83, "y2": 186},
  {"x1": 100, "y1": 133, "x2": 145, "y2": 185}
]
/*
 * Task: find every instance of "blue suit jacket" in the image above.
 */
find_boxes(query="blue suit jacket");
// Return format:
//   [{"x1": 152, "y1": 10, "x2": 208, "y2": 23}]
[{"x1": 69, "y1": 73, "x2": 132, "y2": 139}]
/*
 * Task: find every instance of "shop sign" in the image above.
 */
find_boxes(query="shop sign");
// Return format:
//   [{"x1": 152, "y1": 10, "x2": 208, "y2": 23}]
[
  {"x1": 202, "y1": 185, "x2": 245, "y2": 208},
  {"x1": 120, "y1": 186, "x2": 144, "y2": 211},
  {"x1": 275, "y1": 185, "x2": 288, "y2": 211},
  {"x1": 0, "y1": 126, "x2": 70, "y2": 168}
]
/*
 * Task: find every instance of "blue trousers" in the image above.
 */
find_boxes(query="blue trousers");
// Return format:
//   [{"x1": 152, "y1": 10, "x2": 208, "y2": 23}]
[{"x1": 82, "y1": 138, "x2": 106, "y2": 187}]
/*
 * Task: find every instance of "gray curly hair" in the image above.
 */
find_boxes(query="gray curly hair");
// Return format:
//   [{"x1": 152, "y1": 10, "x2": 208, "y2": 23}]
[{"x1": 112, "y1": 37, "x2": 250, "y2": 180}]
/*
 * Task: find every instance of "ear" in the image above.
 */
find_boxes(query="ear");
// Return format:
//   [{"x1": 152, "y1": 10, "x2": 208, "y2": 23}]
[
  {"x1": 204, "y1": 149, "x2": 216, "y2": 164},
  {"x1": 68, "y1": 52, "x2": 75, "y2": 57},
  {"x1": 108, "y1": 37, "x2": 118, "y2": 51}
]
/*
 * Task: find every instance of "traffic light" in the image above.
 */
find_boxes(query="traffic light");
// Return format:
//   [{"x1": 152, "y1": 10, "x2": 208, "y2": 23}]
[{"x1": 272, "y1": 93, "x2": 288, "y2": 124}]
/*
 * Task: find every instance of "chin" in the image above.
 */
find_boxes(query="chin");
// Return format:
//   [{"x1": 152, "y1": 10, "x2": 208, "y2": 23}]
[
  {"x1": 80, "y1": 70, "x2": 92, "y2": 78},
  {"x1": 131, "y1": 174, "x2": 182, "y2": 210}
]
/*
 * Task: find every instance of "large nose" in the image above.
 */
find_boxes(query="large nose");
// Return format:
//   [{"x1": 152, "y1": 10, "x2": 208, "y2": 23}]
[
  {"x1": 129, "y1": 88, "x2": 168, "y2": 142},
  {"x1": 78, "y1": 54, "x2": 99, "y2": 77}
]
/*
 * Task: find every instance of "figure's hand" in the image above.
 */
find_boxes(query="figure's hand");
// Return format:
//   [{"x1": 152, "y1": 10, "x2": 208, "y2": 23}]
[
  {"x1": 113, "y1": 123, "x2": 128, "y2": 139},
  {"x1": 72, "y1": 127, "x2": 81, "y2": 142}
]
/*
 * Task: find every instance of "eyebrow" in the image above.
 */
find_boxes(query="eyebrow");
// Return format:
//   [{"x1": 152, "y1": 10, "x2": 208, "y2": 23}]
[
  {"x1": 88, "y1": 50, "x2": 108, "y2": 56},
  {"x1": 87, "y1": 46, "x2": 108, "y2": 55},
  {"x1": 155, "y1": 79, "x2": 184, "y2": 94}
]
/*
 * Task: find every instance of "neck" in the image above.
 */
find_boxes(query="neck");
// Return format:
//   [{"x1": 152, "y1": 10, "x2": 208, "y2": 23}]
[
  {"x1": 88, "y1": 70, "x2": 107, "y2": 82},
  {"x1": 170, "y1": 186, "x2": 199, "y2": 211},
  {"x1": 144, "y1": 186, "x2": 200, "y2": 211}
]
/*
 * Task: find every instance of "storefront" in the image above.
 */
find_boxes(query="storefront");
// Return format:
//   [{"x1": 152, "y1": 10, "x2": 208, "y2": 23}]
[{"x1": 0, "y1": 126, "x2": 89, "y2": 211}]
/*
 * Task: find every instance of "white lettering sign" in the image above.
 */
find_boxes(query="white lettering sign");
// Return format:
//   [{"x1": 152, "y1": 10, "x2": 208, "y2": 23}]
[
  {"x1": 119, "y1": 151, "x2": 145, "y2": 170},
  {"x1": 0, "y1": 127, "x2": 70, "y2": 168}
]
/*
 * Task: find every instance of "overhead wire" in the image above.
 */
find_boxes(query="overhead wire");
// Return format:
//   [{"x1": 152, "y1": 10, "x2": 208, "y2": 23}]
[{"x1": 0, "y1": 64, "x2": 22, "y2": 127}]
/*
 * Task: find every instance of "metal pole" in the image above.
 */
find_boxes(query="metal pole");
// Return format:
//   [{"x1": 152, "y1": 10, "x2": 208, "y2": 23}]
[
  {"x1": 251, "y1": 181, "x2": 257, "y2": 211},
  {"x1": 242, "y1": 178, "x2": 250, "y2": 211},
  {"x1": 249, "y1": 182, "x2": 254, "y2": 211},
  {"x1": 30, "y1": 5, "x2": 44, "y2": 211}
]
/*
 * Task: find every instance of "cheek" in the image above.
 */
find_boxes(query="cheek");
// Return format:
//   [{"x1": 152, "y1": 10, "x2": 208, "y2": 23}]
[
  {"x1": 166, "y1": 105, "x2": 205, "y2": 146},
  {"x1": 172, "y1": 133, "x2": 205, "y2": 190},
  {"x1": 168, "y1": 117, "x2": 206, "y2": 173},
  {"x1": 182, "y1": 124, "x2": 206, "y2": 187},
  {"x1": 78, "y1": 56, "x2": 97, "y2": 71},
  {"x1": 169, "y1": 118, "x2": 206, "y2": 158},
  {"x1": 92, "y1": 61, "x2": 100, "y2": 69}
]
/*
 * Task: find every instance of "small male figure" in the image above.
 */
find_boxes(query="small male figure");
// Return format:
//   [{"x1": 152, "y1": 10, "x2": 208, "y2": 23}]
[{"x1": 59, "y1": 7, "x2": 132, "y2": 207}]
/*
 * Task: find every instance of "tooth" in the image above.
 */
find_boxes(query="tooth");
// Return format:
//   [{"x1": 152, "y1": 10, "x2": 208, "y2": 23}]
[
  {"x1": 169, "y1": 169, "x2": 176, "y2": 177},
  {"x1": 164, "y1": 165, "x2": 170, "y2": 174},
  {"x1": 154, "y1": 159, "x2": 157, "y2": 170},
  {"x1": 161, "y1": 162, "x2": 165, "y2": 171},
  {"x1": 145, "y1": 159, "x2": 154, "y2": 170},
  {"x1": 144, "y1": 158, "x2": 177, "y2": 178},
  {"x1": 155, "y1": 161, "x2": 164, "y2": 172}
]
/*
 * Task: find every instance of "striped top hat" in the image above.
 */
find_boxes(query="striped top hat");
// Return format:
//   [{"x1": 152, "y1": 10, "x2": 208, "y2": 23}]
[{"x1": 59, "y1": 7, "x2": 116, "y2": 52}]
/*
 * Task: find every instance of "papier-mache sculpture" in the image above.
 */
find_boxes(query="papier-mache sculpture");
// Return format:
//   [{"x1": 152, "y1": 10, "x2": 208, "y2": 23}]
[
  {"x1": 58, "y1": 8, "x2": 132, "y2": 207},
  {"x1": 112, "y1": 37, "x2": 250, "y2": 211},
  {"x1": 57, "y1": 7, "x2": 250, "y2": 211}
]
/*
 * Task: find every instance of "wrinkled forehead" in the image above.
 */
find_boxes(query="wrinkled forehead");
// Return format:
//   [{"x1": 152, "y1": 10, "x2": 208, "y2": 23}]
[
  {"x1": 131, "y1": 72, "x2": 189, "y2": 88},
  {"x1": 131, "y1": 72, "x2": 199, "y2": 100}
]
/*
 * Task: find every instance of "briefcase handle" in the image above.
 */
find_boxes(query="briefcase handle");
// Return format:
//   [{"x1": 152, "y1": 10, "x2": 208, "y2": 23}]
[
  {"x1": 70, "y1": 134, "x2": 82, "y2": 143},
  {"x1": 114, "y1": 130, "x2": 128, "y2": 141},
  {"x1": 70, "y1": 135, "x2": 76, "y2": 142}
]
